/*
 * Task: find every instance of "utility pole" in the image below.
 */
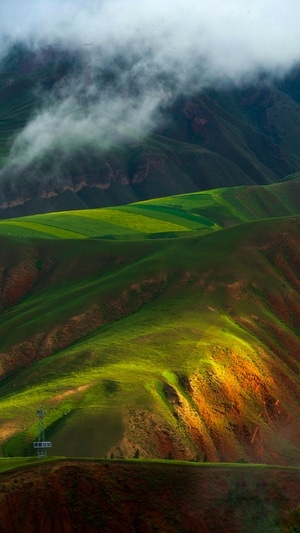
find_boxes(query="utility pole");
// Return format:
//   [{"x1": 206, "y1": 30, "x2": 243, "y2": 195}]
[{"x1": 33, "y1": 406, "x2": 52, "y2": 458}]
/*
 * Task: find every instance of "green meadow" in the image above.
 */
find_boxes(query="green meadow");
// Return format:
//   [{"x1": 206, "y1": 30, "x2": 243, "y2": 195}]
[{"x1": 0, "y1": 177, "x2": 298, "y2": 240}]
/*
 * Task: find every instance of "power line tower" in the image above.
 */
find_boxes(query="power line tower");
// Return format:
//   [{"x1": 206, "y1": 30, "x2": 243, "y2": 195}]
[{"x1": 33, "y1": 406, "x2": 52, "y2": 458}]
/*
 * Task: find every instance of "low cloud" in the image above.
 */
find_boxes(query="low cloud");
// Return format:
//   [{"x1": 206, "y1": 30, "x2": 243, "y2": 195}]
[
  {"x1": 1, "y1": 0, "x2": 299, "y2": 76},
  {"x1": 8, "y1": 80, "x2": 163, "y2": 165},
  {"x1": 0, "y1": 0, "x2": 300, "y2": 178}
]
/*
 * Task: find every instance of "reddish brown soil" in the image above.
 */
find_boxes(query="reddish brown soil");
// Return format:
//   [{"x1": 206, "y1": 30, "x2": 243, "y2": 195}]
[{"x1": 0, "y1": 460, "x2": 299, "y2": 533}]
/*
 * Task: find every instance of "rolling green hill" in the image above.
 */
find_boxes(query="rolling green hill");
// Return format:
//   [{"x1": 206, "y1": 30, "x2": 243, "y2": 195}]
[
  {"x1": 0, "y1": 177, "x2": 298, "y2": 240},
  {"x1": 0, "y1": 180, "x2": 299, "y2": 465}
]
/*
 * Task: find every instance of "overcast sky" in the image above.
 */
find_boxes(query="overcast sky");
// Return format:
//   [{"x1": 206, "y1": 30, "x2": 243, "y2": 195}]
[
  {"x1": 1, "y1": 0, "x2": 299, "y2": 76},
  {"x1": 1, "y1": 0, "x2": 300, "y2": 176}
]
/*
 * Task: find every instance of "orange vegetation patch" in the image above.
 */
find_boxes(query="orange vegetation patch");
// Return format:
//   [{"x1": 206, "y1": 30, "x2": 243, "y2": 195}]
[
  {"x1": 0, "y1": 422, "x2": 20, "y2": 444},
  {"x1": 50, "y1": 385, "x2": 90, "y2": 404}
]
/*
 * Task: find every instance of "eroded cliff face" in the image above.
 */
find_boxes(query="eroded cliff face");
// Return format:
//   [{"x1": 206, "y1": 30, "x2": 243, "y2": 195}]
[
  {"x1": 0, "y1": 460, "x2": 299, "y2": 533},
  {"x1": 0, "y1": 152, "x2": 130, "y2": 211},
  {"x1": 0, "y1": 141, "x2": 254, "y2": 219},
  {"x1": 112, "y1": 330, "x2": 300, "y2": 466}
]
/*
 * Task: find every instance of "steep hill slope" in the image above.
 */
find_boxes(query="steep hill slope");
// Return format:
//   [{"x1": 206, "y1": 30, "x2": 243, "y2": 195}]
[
  {"x1": 0, "y1": 203, "x2": 299, "y2": 463},
  {"x1": 0, "y1": 45, "x2": 300, "y2": 217}
]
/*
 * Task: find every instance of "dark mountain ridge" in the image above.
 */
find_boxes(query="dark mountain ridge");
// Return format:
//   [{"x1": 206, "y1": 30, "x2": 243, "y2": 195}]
[{"x1": 0, "y1": 44, "x2": 300, "y2": 218}]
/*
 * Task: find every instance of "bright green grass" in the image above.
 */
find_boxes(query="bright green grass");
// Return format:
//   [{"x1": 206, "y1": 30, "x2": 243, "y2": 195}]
[
  {"x1": 0, "y1": 214, "x2": 295, "y2": 352},
  {"x1": 0, "y1": 220, "x2": 87, "y2": 239},
  {"x1": 0, "y1": 179, "x2": 298, "y2": 240},
  {"x1": 0, "y1": 207, "x2": 211, "y2": 240},
  {"x1": 0, "y1": 456, "x2": 297, "y2": 476},
  {"x1": 0, "y1": 303, "x2": 287, "y2": 457},
  {"x1": 0, "y1": 218, "x2": 247, "y2": 351},
  {"x1": 0, "y1": 184, "x2": 298, "y2": 457},
  {"x1": 0, "y1": 245, "x2": 285, "y2": 457},
  {"x1": 120, "y1": 204, "x2": 217, "y2": 230},
  {"x1": 74, "y1": 208, "x2": 190, "y2": 233},
  {"x1": 0, "y1": 456, "x2": 57, "y2": 473},
  {"x1": 138, "y1": 179, "x2": 300, "y2": 226}
]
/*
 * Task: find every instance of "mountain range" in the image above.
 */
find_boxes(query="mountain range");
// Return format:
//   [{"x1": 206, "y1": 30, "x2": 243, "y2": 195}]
[
  {"x1": 0, "y1": 45, "x2": 300, "y2": 217},
  {"x1": 0, "y1": 43, "x2": 299, "y2": 531}
]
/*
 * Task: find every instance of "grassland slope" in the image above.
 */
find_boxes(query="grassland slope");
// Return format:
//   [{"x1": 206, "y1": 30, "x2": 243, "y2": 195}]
[
  {"x1": 0, "y1": 213, "x2": 299, "y2": 464},
  {"x1": 0, "y1": 178, "x2": 298, "y2": 240}
]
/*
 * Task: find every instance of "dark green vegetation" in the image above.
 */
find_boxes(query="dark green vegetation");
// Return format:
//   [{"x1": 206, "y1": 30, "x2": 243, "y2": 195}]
[
  {"x1": 0, "y1": 178, "x2": 299, "y2": 465},
  {"x1": 1, "y1": 44, "x2": 300, "y2": 218},
  {"x1": 0, "y1": 459, "x2": 299, "y2": 532}
]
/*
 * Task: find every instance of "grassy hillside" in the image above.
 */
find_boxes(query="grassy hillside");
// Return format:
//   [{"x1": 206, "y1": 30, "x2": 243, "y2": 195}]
[
  {"x1": 0, "y1": 180, "x2": 299, "y2": 464},
  {"x1": 0, "y1": 178, "x2": 298, "y2": 240}
]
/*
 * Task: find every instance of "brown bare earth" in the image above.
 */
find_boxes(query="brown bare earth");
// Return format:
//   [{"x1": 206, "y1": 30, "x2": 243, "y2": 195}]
[{"x1": 0, "y1": 460, "x2": 299, "y2": 533}]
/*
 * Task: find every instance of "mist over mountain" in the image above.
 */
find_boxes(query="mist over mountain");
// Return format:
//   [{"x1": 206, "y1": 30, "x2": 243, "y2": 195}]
[
  {"x1": 0, "y1": 6, "x2": 300, "y2": 528},
  {"x1": 1, "y1": 0, "x2": 300, "y2": 75},
  {"x1": 0, "y1": 1, "x2": 300, "y2": 216}
]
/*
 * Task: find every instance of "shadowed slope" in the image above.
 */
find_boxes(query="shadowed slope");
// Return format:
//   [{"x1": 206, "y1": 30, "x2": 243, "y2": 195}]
[{"x1": 0, "y1": 459, "x2": 299, "y2": 533}]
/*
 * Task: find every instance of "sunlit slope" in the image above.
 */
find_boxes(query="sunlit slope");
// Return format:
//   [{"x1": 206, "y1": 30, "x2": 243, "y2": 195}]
[
  {"x1": 0, "y1": 205, "x2": 217, "y2": 240},
  {"x1": 0, "y1": 178, "x2": 299, "y2": 239},
  {"x1": 0, "y1": 215, "x2": 299, "y2": 464},
  {"x1": 138, "y1": 176, "x2": 300, "y2": 227}
]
